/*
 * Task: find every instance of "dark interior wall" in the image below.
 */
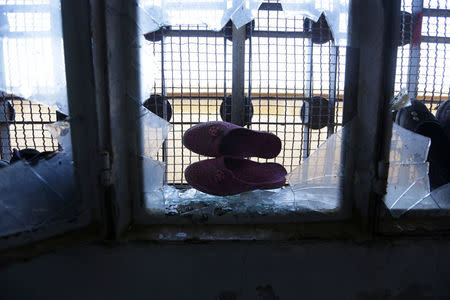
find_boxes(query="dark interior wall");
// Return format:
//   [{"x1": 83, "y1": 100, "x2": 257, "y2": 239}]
[{"x1": 1, "y1": 240, "x2": 450, "y2": 299}]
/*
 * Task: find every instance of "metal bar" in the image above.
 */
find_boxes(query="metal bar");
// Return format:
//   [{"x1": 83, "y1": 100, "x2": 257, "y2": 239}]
[
  {"x1": 156, "y1": 2, "x2": 229, "y2": 11},
  {"x1": 160, "y1": 35, "x2": 168, "y2": 184},
  {"x1": 104, "y1": 0, "x2": 142, "y2": 237},
  {"x1": 170, "y1": 121, "x2": 344, "y2": 126},
  {"x1": 375, "y1": 0, "x2": 400, "y2": 231},
  {"x1": 328, "y1": 44, "x2": 338, "y2": 137},
  {"x1": 422, "y1": 8, "x2": 450, "y2": 17},
  {"x1": 0, "y1": 31, "x2": 52, "y2": 38},
  {"x1": 164, "y1": 29, "x2": 310, "y2": 39},
  {"x1": 91, "y1": 0, "x2": 114, "y2": 238},
  {"x1": 247, "y1": 30, "x2": 252, "y2": 111},
  {"x1": 0, "y1": 100, "x2": 11, "y2": 161},
  {"x1": 60, "y1": 0, "x2": 103, "y2": 228},
  {"x1": 91, "y1": 0, "x2": 111, "y2": 153},
  {"x1": 143, "y1": 1, "x2": 281, "y2": 12},
  {"x1": 302, "y1": 33, "x2": 313, "y2": 159},
  {"x1": 407, "y1": 0, "x2": 424, "y2": 100},
  {"x1": 155, "y1": 94, "x2": 344, "y2": 100},
  {"x1": 0, "y1": 121, "x2": 52, "y2": 125},
  {"x1": 341, "y1": 0, "x2": 401, "y2": 232},
  {"x1": 421, "y1": 36, "x2": 450, "y2": 44},
  {"x1": 0, "y1": 4, "x2": 51, "y2": 13},
  {"x1": 231, "y1": 22, "x2": 246, "y2": 126},
  {"x1": 259, "y1": 2, "x2": 283, "y2": 11}
]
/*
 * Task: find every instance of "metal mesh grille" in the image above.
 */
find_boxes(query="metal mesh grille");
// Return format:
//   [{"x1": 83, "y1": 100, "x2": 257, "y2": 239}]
[
  {"x1": 396, "y1": 0, "x2": 449, "y2": 115},
  {"x1": 148, "y1": 25, "x2": 232, "y2": 185},
  {"x1": 10, "y1": 98, "x2": 57, "y2": 147},
  {"x1": 148, "y1": 1, "x2": 346, "y2": 185},
  {"x1": 247, "y1": 6, "x2": 345, "y2": 172},
  {"x1": 1, "y1": 0, "x2": 448, "y2": 186},
  {"x1": 0, "y1": 96, "x2": 58, "y2": 160}
]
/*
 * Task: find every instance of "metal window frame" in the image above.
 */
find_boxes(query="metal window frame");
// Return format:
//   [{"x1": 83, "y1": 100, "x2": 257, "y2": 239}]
[
  {"x1": 3, "y1": 0, "x2": 449, "y2": 250},
  {"x1": 127, "y1": 0, "x2": 400, "y2": 232},
  {"x1": 0, "y1": 0, "x2": 104, "y2": 251}
]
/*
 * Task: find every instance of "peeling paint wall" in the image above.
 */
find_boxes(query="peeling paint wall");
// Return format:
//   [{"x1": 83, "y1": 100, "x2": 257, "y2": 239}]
[{"x1": 1, "y1": 241, "x2": 450, "y2": 299}]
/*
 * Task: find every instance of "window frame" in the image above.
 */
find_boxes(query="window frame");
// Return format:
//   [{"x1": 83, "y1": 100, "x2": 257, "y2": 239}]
[
  {"x1": 0, "y1": 0, "x2": 103, "y2": 251},
  {"x1": 92, "y1": 0, "x2": 450, "y2": 238},
  {"x1": 3, "y1": 0, "x2": 450, "y2": 254}
]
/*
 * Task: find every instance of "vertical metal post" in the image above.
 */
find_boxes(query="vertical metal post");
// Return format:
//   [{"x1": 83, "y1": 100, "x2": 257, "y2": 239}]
[
  {"x1": 105, "y1": 0, "x2": 142, "y2": 237},
  {"x1": 0, "y1": 98, "x2": 12, "y2": 161},
  {"x1": 160, "y1": 35, "x2": 168, "y2": 184},
  {"x1": 341, "y1": 0, "x2": 400, "y2": 232},
  {"x1": 61, "y1": 0, "x2": 104, "y2": 227},
  {"x1": 302, "y1": 31, "x2": 313, "y2": 159},
  {"x1": 247, "y1": 28, "x2": 252, "y2": 106},
  {"x1": 407, "y1": 0, "x2": 424, "y2": 100},
  {"x1": 231, "y1": 22, "x2": 246, "y2": 126},
  {"x1": 328, "y1": 44, "x2": 338, "y2": 137}
]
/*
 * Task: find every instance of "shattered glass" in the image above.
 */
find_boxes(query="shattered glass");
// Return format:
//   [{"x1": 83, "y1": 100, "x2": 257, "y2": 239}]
[
  {"x1": 157, "y1": 185, "x2": 297, "y2": 218},
  {"x1": 288, "y1": 127, "x2": 343, "y2": 211},
  {"x1": 281, "y1": 0, "x2": 349, "y2": 46},
  {"x1": 384, "y1": 124, "x2": 433, "y2": 217},
  {"x1": 0, "y1": 121, "x2": 78, "y2": 237},
  {"x1": 46, "y1": 120, "x2": 72, "y2": 154},
  {"x1": 142, "y1": 120, "x2": 441, "y2": 218},
  {"x1": 138, "y1": 107, "x2": 172, "y2": 159},
  {"x1": 138, "y1": 0, "x2": 263, "y2": 33},
  {"x1": 143, "y1": 122, "x2": 344, "y2": 216},
  {"x1": 424, "y1": 183, "x2": 450, "y2": 210},
  {"x1": 0, "y1": 2, "x2": 68, "y2": 114},
  {"x1": 138, "y1": 0, "x2": 349, "y2": 44}
]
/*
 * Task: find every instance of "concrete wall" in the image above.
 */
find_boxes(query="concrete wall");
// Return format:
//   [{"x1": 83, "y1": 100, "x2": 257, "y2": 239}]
[{"x1": 1, "y1": 241, "x2": 450, "y2": 299}]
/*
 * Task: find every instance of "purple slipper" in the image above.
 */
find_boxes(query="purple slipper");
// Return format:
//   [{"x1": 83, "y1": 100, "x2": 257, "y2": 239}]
[
  {"x1": 185, "y1": 156, "x2": 287, "y2": 196},
  {"x1": 183, "y1": 121, "x2": 282, "y2": 158}
]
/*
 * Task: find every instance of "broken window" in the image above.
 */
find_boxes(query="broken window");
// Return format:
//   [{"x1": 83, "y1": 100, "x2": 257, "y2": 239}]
[
  {"x1": 0, "y1": 0, "x2": 79, "y2": 242},
  {"x1": 137, "y1": 0, "x2": 350, "y2": 220},
  {"x1": 0, "y1": 0, "x2": 449, "y2": 244},
  {"x1": 384, "y1": 0, "x2": 450, "y2": 218}
]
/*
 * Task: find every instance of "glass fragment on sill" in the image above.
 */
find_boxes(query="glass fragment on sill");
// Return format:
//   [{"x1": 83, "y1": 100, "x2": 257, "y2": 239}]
[
  {"x1": 139, "y1": 107, "x2": 170, "y2": 215},
  {"x1": 163, "y1": 185, "x2": 297, "y2": 217},
  {"x1": 143, "y1": 156, "x2": 166, "y2": 214},
  {"x1": 144, "y1": 122, "x2": 345, "y2": 216},
  {"x1": 288, "y1": 126, "x2": 343, "y2": 211},
  {"x1": 384, "y1": 124, "x2": 433, "y2": 217}
]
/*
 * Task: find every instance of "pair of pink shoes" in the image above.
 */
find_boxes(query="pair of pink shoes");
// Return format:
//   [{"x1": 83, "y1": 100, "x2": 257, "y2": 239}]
[{"x1": 183, "y1": 121, "x2": 287, "y2": 196}]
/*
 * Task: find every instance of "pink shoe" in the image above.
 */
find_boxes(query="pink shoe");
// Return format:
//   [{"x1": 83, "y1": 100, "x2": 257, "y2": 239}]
[
  {"x1": 185, "y1": 156, "x2": 287, "y2": 196},
  {"x1": 183, "y1": 121, "x2": 281, "y2": 158}
]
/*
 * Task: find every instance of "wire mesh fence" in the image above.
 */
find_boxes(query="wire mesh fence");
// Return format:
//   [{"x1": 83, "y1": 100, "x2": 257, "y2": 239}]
[
  {"x1": 148, "y1": 1, "x2": 346, "y2": 185},
  {"x1": 0, "y1": 0, "x2": 448, "y2": 188},
  {"x1": 396, "y1": 0, "x2": 449, "y2": 116}
]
